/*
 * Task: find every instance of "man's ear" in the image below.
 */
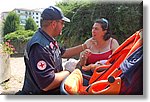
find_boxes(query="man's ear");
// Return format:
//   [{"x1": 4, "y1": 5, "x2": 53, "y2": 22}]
[{"x1": 51, "y1": 21, "x2": 57, "y2": 29}]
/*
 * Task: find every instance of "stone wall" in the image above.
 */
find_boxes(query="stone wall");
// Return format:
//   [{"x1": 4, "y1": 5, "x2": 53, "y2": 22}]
[
  {"x1": 12, "y1": 41, "x2": 27, "y2": 56},
  {"x1": 0, "y1": 53, "x2": 11, "y2": 83}
]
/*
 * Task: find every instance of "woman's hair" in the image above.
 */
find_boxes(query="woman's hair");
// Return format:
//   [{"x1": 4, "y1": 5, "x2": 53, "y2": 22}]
[{"x1": 95, "y1": 18, "x2": 112, "y2": 41}]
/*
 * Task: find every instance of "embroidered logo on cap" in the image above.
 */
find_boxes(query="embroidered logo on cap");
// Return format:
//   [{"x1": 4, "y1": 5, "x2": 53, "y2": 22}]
[{"x1": 37, "y1": 60, "x2": 47, "y2": 70}]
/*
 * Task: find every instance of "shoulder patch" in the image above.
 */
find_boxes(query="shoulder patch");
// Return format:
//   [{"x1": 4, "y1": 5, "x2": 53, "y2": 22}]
[{"x1": 37, "y1": 60, "x2": 47, "y2": 70}]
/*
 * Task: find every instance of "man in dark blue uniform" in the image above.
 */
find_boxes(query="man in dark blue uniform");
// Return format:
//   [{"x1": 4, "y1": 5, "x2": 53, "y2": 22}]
[{"x1": 17, "y1": 6, "x2": 87, "y2": 95}]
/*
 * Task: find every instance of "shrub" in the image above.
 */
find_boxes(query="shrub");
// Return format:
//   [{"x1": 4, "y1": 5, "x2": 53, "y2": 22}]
[
  {"x1": 4, "y1": 30, "x2": 35, "y2": 42},
  {"x1": 25, "y1": 17, "x2": 38, "y2": 31},
  {"x1": 3, "y1": 12, "x2": 20, "y2": 36},
  {"x1": 0, "y1": 40, "x2": 16, "y2": 55},
  {"x1": 4, "y1": 30, "x2": 35, "y2": 54}
]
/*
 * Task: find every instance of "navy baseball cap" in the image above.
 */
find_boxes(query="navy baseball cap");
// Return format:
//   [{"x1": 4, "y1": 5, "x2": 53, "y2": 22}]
[{"x1": 41, "y1": 6, "x2": 70, "y2": 22}]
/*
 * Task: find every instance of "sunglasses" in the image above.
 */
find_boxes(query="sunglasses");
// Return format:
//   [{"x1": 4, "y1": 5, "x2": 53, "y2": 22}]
[
  {"x1": 56, "y1": 20, "x2": 65, "y2": 25},
  {"x1": 101, "y1": 18, "x2": 108, "y2": 30}
]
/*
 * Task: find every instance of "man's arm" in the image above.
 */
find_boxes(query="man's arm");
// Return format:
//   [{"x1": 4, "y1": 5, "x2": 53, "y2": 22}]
[
  {"x1": 43, "y1": 71, "x2": 70, "y2": 91},
  {"x1": 29, "y1": 44, "x2": 72, "y2": 92},
  {"x1": 62, "y1": 44, "x2": 87, "y2": 58},
  {"x1": 43, "y1": 59, "x2": 77, "y2": 91}
]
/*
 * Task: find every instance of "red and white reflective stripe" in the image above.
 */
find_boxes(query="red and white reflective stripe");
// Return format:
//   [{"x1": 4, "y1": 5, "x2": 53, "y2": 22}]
[
  {"x1": 54, "y1": 42, "x2": 58, "y2": 48},
  {"x1": 37, "y1": 60, "x2": 47, "y2": 70},
  {"x1": 50, "y1": 42, "x2": 54, "y2": 49}
]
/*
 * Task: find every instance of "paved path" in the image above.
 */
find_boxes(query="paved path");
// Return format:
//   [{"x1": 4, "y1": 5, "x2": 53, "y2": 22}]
[{"x1": 0, "y1": 57, "x2": 25, "y2": 95}]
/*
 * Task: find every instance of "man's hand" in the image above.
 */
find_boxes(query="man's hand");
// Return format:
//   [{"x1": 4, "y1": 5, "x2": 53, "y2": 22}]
[{"x1": 64, "y1": 59, "x2": 79, "y2": 73}]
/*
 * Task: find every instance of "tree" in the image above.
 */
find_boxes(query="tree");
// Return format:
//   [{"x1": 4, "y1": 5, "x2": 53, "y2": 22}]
[
  {"x1": 56, "y1": 1, "x2": 142, "y2": 47},
  {"x1": 25, "y1": 17, "x2": 37, "y2": 31},
  {"x1": 3, "y1": 12, "x2": 20, "y2": 36}
]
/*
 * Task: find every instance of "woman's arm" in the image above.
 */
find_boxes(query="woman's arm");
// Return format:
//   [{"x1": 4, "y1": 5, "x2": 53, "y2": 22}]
[{"x1": 111, "y1": 39, "x2": 119, "y2": 52}]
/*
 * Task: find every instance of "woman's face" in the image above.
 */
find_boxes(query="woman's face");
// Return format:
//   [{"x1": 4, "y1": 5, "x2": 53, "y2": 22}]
[{"x1": 92, "y1": 23, "x2": 106, "y2": 40}]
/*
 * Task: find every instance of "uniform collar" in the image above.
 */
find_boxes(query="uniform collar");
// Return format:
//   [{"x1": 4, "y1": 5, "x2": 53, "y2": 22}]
[
  {"x1": 38, "y1": 28, "x2": 58, "y2": 49},
  {"x1": 38, "y1": 28, "x2": 56, "y2": 43}
]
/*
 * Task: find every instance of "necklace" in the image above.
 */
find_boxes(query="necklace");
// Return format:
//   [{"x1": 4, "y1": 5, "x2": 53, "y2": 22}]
[{"x1": 93, "y1": 39, "x2": 110, "y2": 53}]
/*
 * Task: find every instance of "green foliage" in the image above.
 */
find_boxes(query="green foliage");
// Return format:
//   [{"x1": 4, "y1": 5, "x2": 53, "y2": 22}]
[
  {"x1": 56, "y1": 1, "x2": 142, "y2": 47},
  {"x1": 18, "y1": 25, "x2": 25, "y2": 30},
  {"x1": 2, "y1": 1, "x2": 142, "y2": 53},
  {"x1": 25, "y1": 17, "x2": 37, "y2": 31},
  {"x1": 4, "y1": 30, "x2": 35, "y2": 42},
  {"x1": 3, "y1": 12, "x2": 20, "y2": 36}
]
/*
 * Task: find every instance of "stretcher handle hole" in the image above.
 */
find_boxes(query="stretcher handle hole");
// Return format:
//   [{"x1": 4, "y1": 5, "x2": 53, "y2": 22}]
[{"x1": 108, "y1": 76, "x2": 115, "y2": 83}]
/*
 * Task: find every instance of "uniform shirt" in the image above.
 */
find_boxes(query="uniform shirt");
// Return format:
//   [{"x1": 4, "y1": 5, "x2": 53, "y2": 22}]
[{"x1": 22, "y1": 28, "x2": 66, "y2": 94}]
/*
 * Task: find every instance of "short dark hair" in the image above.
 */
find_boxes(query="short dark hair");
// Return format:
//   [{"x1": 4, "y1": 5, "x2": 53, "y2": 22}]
[
  {"x1": 95, "y1": 18, "x2": 112, "y2": 41},
  {"x1": 40, "y1": 19, "x2": 51, "y2": 28}
]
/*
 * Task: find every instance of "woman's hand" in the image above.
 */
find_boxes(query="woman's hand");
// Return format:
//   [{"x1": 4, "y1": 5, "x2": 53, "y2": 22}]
[
  {"x1": 95, "y1": 60, "x2": 107, "y2": 65},
  {"x1": 82, "y1": 60, "x2": 108, "y2": 71},
  {"x1": 79, "y1": 49, "x2": 92, "y2": 66},
  {"x1": 82, "y1": 64, "x2": 95, "y2": 71}
]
